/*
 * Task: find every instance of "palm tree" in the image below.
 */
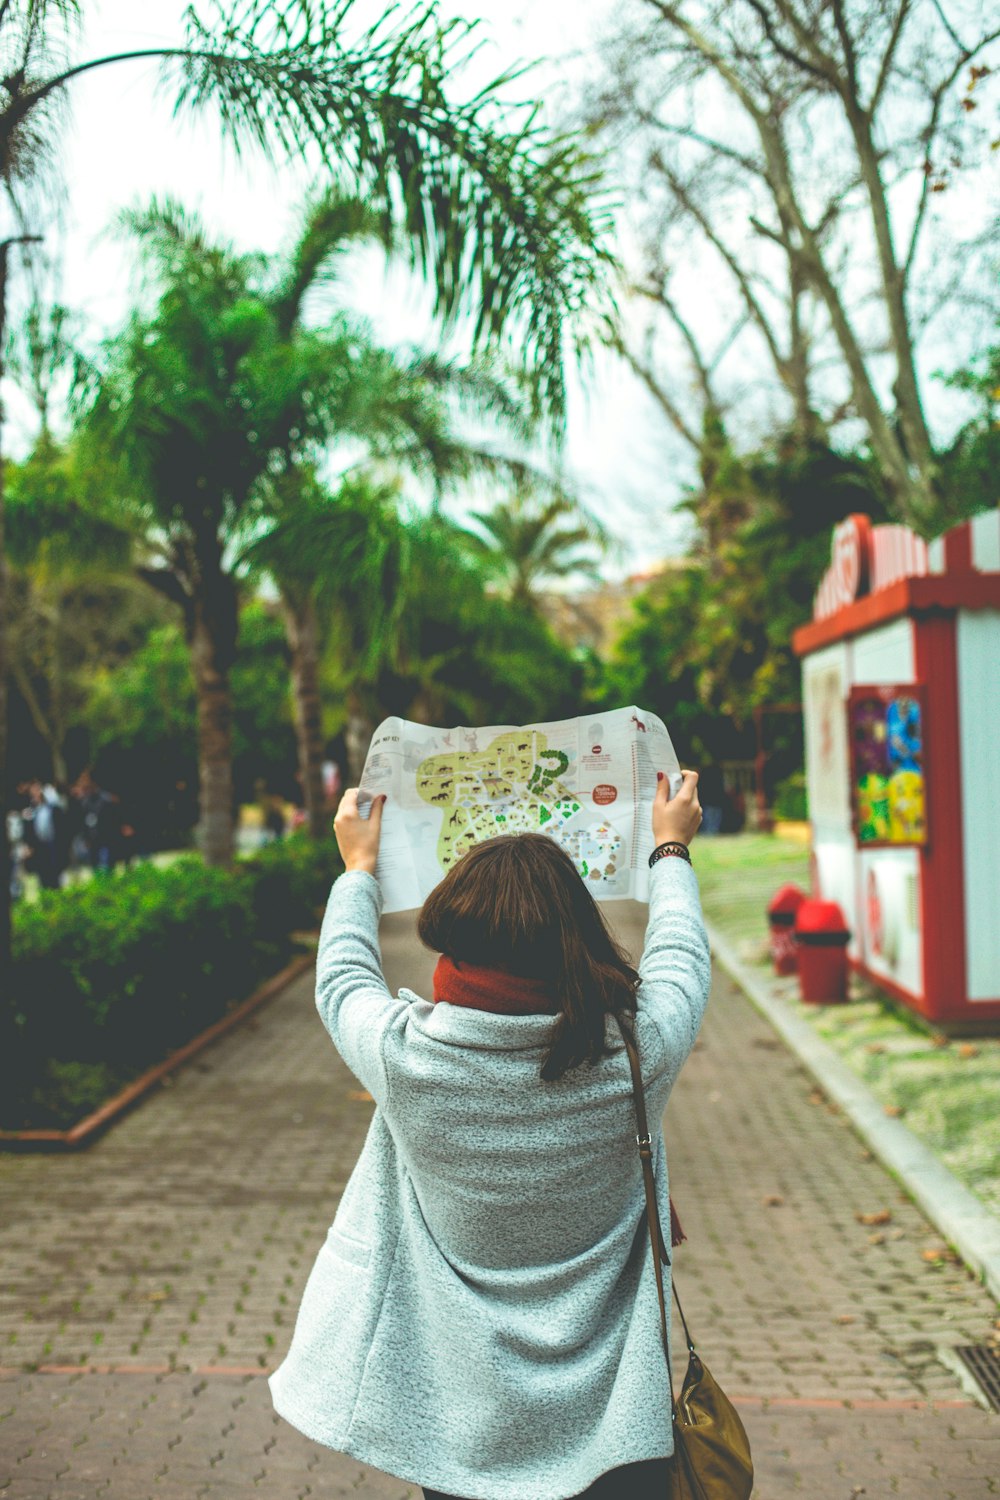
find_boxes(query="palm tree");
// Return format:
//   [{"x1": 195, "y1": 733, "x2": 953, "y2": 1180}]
[
  {"x1": 244, "y1": 467, "x2": 409, "y2": 836},
  {"x1": 0, "y1": 0, "x2": 611, "y2": 968},
  {"x1": 467, "y1": 487, "x2": 606, "y2": 609}
]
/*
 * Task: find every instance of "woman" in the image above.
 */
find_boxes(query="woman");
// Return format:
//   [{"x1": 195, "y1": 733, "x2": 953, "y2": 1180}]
[{"x1": 270, "y1": 768, "x2": 709, "y2": 1500}]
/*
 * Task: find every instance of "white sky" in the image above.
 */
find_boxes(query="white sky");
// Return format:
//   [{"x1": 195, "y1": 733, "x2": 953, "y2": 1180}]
[{"x1": 3, "y1": 0, "x2": 689, "y2": 574}]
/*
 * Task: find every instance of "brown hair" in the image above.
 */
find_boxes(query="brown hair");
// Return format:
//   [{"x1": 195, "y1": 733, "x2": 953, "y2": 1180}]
[{"x1": 417, "y1": 833, "x2": 640, "y2": 1081}]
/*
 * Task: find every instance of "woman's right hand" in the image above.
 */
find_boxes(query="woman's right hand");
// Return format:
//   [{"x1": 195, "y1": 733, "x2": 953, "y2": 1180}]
[{"x1": 653, "y1": 769, "x2": 702, "y2": 847}]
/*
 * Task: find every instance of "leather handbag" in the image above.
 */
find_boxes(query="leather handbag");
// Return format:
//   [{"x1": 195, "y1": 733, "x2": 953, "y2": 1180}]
[{"x1": 616, "y1": 1016, "x2": 754, "y2": 1500}]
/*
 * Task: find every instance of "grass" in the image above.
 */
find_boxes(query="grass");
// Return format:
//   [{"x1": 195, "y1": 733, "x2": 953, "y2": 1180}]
[{"x1": 696, "y1": 832, "x2": 1000, "y2": 1217}]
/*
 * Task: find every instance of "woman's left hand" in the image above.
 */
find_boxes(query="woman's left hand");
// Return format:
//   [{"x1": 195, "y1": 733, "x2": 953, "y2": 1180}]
[{"x1": 334, "y1": 788, "x2": 385, "y2": 875}]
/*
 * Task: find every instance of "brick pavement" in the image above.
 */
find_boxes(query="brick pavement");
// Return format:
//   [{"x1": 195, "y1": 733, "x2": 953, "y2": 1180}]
[{"x1": 1, "y1": 903, "x2": 998, "y2": 1498}]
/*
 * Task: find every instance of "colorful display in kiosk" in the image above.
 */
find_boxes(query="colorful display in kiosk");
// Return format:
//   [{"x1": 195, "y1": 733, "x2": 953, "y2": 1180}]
[{"x1": 848, "y1": 685, "x2": 927, "y2": 846}]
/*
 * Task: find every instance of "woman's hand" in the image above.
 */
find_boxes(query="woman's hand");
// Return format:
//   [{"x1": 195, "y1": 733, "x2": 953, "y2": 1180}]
[
  {"x1": 333, "y1": 788, "x2": 386, "y2": 875},
  {"x1": 653, "y1": 769, "x2": 702, "y2": 848}
]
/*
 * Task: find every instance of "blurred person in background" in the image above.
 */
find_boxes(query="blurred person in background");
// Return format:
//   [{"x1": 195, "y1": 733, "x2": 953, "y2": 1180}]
[
  {"x1": 21, "y1": 778, "x2": 71, "y2": 891},
  {"x1": 71, "y1": 770, "x2": 124, "y2": 874}
]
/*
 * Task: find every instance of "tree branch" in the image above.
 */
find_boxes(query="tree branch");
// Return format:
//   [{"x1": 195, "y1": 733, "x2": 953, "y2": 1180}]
[
  {"x1": 929, "y1": 0, "x2": 971, "y2": 56},
  {"x1": 829, "y1": 0, "x2": 860, "y2": 100},
  {"x1": 608, "y1": 330, "x2": 703, "y2": 453},
  {"x1": 646, "y1": 158, "x2": 790, "y2": 379},
  {"x1": 902, "y1": 29, "x2": 1000, "y2": 285},
  {"x1": 742, "y1": 0, "x2": 836, "y2": 87},
  {"x1": 635, "y1": 110, "x2": 764, "y2": 179},
  {"x1": 869, "y1": 0, "x2": 913, "y2": 116}
]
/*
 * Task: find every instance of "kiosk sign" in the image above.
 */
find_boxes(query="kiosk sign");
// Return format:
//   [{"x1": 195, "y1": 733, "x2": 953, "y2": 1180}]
[{"x1": 848, "y1": 685, "x2": 927, "y2": 846}]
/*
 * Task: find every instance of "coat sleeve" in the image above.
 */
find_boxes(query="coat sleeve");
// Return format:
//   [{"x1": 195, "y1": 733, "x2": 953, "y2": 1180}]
[
  {"x1": 635, "y1": 855, "x2": 712, "y2": 1081},
  {"x1": 313, "y1": 870, "x2": 409, "y2": 1103}
]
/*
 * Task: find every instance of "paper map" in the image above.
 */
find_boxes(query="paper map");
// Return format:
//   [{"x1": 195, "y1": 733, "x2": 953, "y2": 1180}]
[{"x1": 358, "y1": 706, "x2": 681, "y2": 913}]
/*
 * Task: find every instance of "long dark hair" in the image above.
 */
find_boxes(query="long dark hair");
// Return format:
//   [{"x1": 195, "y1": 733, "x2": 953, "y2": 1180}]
[{"x1": 417, "y1": 833, "x2": 640, "y2": 1081}]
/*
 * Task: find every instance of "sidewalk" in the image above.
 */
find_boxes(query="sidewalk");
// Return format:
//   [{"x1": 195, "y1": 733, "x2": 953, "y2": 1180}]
[{"x1": 1, "y1": 903, "x2": 997, "y2": 1498}]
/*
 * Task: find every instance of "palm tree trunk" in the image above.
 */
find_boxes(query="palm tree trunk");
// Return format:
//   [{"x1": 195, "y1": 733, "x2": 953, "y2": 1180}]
[
  {"x1": 345, "y1": 692, "x2": 375, "y2": 784},
  {"x1": 284, "y1": 591, "x2": 327, "y2": 840},
  {"x1": 190, "y1": 564, "x2": 238, "y2": 868}
]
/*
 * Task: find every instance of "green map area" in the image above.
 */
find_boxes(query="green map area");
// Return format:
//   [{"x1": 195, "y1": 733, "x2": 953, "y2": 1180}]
[{"x1": 416, "y1": 728, "x2": 627, "y2": 890}]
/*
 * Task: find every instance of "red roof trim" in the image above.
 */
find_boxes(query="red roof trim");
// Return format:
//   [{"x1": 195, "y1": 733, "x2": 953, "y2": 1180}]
[{"x1": 793, "y1": 574, "x2": 1000, "y2": 656}]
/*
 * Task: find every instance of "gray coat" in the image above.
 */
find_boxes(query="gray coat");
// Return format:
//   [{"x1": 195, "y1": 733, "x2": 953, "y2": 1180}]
[{"x1": 269, "y1": 859, "x2": 711, "y2": 1500}]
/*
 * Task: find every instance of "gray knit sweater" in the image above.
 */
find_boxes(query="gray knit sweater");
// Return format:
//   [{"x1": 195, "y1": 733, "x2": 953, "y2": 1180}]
[{"x1": 269, "y1": 858, "x2": 711, "y2": 1500}]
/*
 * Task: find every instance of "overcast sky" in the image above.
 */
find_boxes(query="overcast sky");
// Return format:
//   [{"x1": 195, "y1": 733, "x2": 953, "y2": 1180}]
[{"x1": 3, "y1": 0, "x2": 693, "y2": 573}]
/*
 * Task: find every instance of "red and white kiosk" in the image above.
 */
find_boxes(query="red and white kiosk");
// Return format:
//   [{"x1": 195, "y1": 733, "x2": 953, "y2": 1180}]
[{"x1": 793, "y1": 510, "x2": 1000, "y2": 1031}]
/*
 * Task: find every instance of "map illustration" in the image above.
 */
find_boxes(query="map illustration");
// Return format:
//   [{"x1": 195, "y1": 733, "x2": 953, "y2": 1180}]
[
  {"x1": 415, "y1": 728, "x2": 628, "y2": 891},
  {"x1": 359, "y1": 708, "x2": 680, "y2": 912}
]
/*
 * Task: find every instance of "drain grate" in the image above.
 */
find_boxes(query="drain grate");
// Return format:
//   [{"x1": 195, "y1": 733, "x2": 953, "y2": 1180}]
[{"x1": 954, "y1": 1346, "x2": 1000, "y2": 1412}]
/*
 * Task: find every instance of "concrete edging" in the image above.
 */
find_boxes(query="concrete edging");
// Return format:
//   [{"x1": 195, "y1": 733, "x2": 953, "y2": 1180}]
[
  {"x1": 0, "y1": 952, "x2": 315, "y2": 1152},
  {"x1": 707, "y1": 920, "x2": 1000, "y2": 1306}
]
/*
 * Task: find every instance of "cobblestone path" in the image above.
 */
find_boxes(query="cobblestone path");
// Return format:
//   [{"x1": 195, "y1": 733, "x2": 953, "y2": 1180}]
[{"x1": 1, "y1": 905, "x2": 997, "y2": 1498}]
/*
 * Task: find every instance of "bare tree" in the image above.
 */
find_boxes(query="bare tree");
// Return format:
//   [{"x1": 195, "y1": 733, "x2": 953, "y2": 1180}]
[{"x1": 588, "y1": 0, "x2": 999, "y2": 530}]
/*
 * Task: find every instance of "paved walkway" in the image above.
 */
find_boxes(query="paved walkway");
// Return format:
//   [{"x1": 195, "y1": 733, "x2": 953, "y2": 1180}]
[{"x1": 1, "y1": 905, "x2": 998, "y2": 1498}]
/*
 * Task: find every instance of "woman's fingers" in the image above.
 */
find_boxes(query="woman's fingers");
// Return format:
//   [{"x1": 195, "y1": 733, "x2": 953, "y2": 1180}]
[
  {"x1": 678, "y1": 769, "x2": 699, "y2": 799},
  {"x1": 367, "y1": 793, "x2": 386, "y2": 832}
]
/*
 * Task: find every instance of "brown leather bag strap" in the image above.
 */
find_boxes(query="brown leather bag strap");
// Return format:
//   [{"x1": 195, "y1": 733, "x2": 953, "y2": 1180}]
[{"x1": 615, "y1": 1014, "x2": 696, "y2": 1413}]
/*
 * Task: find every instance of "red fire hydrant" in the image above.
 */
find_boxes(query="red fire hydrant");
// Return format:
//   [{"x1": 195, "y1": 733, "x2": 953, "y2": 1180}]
[
  {"x1": 767, "y1": 884, "x2": 807, "y2": 975},
  {"x1": 794, "y1": 900, "x2": 851, "y2": 1003}
]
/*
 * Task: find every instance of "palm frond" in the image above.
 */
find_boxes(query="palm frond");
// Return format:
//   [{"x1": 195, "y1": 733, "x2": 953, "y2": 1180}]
[
  {"x1": 166, "y1": 0, "x2": 613, "y2": 421},
  {"x1": 270, "y1": 185, "x2": 386, "y2": 336}
]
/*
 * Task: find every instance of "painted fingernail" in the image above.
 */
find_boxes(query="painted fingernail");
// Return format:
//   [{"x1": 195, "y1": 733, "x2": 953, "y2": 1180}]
[{"x1": 657, "y1": 771, "x2": 663, "y2": 781}]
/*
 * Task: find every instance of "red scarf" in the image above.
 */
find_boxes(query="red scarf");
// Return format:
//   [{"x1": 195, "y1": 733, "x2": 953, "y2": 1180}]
[
  {"x1": 430, "y1": 953, "x2": 686, "y2": 1248},
  {"x1": 432, "y1": 954, "x2": 559, "y2": 1015}
]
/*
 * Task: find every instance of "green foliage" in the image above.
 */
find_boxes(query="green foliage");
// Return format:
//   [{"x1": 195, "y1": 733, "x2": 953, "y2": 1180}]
[
  {"x1": 603, "y1": 437, "x2": 887, "y2": 773},
  {"x1": 772, "y1": 771, "x2": 808, "y2": 821},
  {"x1": 936, "y1": 342, "x2": 1000, "y2": 523},
  {"x1": 10, "y1": 858, "x2": 260, "y2": 1068},
  {"x1": 5, "y1": 834, "x2": 341, "y2": 1130},
  {"x1": 230, "y1": 603, "x2": 297, "y2": 799},
  {"x1": 466, "y1": 488, "x2": 604, "y2": 607},
  {"x1": 2, "y1": 5, "x2": 611, "y2": 421},
  {"x1": 85, "y1": 601, "x2": 298, "y2": 826},
  {"x1": 238, "y1": 833, "x2": 343, "y2": 955},
  {"x1": 352, "y1": 510, "x2": 586, "y2": 727}
]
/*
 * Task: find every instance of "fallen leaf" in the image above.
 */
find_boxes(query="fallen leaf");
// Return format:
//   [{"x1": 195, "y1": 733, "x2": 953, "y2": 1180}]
[
  {"x1": 835, "y1": 1314, "x2": 855, "y2": 1324},
  {"x1": 856, "y1": 1209, "x2": 892, "y2": 1225},
  {"x1": 347, "y1": 1090, "x2": 374, "y2": 1103},
  {"x1": 808, "y1": 1088, "x2": 826, "y2": 1106},
  {"x1": 930, "y1": 1034, "x2": 949, "y2": 1049},
  {"x1": 921, "y1": 1246, "x2": 960, "y2": 1264},
  {"x1": 762, "y1": 1194, "x2": 785, "y2": 1207},
  {"x1": 957, "y1": 1043, "x2": 979, "y2": 1059},
  {"x1": 868, "y1": 1232, "x2": 885, "y2": 1245},
  {"x1": 864, "y1": 1043, "x2": 886, "y2": 1054},
  {"x1": 884, "y1": 1104, "x2": 903, "y2": 1117}
]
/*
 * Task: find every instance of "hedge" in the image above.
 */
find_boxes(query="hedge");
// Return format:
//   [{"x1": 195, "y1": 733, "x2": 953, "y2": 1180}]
[{"x1": 3, "y1": 834, "x2": 342, "y2": 1131}]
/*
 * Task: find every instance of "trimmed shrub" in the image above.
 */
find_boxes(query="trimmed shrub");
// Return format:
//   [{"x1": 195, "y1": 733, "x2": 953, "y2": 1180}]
[
  {"x1": 773, "y1": 771, "x2": 808, "y2": 822},
  {"x1": 4, "y1": 834, "x2": 342, "y2": 1130}
]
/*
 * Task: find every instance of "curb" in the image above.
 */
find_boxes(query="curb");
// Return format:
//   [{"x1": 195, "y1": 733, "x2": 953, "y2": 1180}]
[
  {"x1": 707, "y1": 920, "x2": 1000, "y2": 1307},
  {"x1": 0, "y1": 952, "x2": 314, "y2": 1152}
]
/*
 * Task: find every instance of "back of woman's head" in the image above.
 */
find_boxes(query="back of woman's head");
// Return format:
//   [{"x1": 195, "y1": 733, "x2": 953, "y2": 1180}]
[{"x1": 417, "y1": 833, "x2": 639, "y2": 1080}]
